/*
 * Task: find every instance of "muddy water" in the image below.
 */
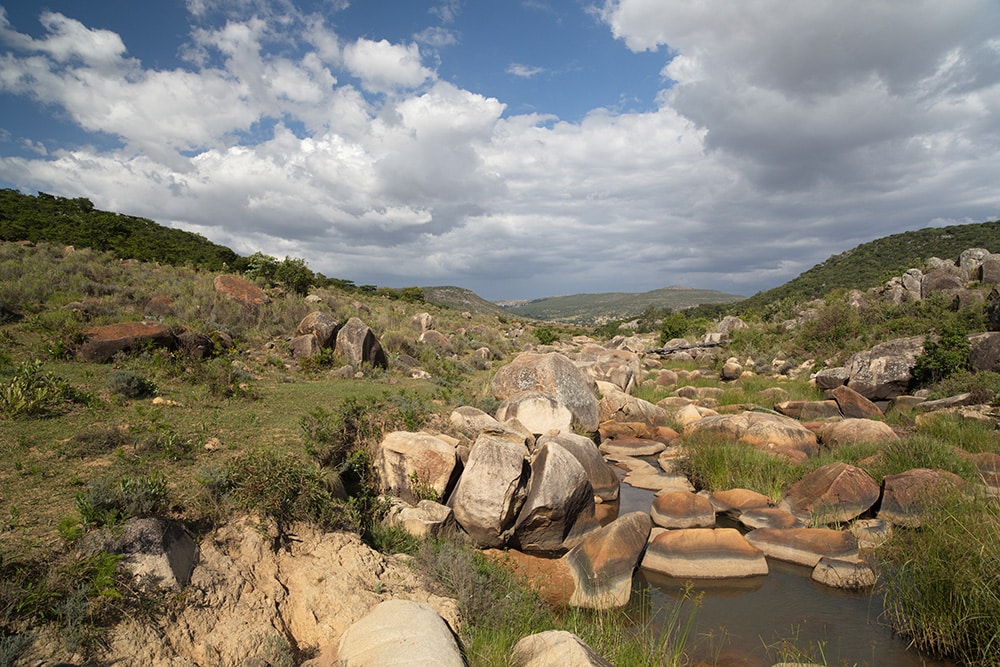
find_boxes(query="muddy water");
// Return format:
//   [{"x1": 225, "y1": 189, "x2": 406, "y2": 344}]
[{"x1": 612, "y1": 476, "x2": 958, "y2": 667}]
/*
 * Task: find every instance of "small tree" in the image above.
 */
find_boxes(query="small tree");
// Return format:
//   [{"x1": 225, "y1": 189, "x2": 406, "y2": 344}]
[
  {"x1": 659, "y1": 311, "x2": 689, "y2": 344},
  {"x1": 912, "y1": 322, "x2": 971, "y2": 386}
]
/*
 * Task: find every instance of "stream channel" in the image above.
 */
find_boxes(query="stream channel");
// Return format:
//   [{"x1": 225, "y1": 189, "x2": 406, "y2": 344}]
[{"x1": 610, "y1": 469, "x2": 959, "y2": 666}]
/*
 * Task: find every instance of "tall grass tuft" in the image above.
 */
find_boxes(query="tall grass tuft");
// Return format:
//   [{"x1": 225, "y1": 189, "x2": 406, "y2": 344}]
[
  {"x1": 877, "y1": 492, "x2": 1000, "y2": 665},
  {"x1": 678, "y1": 432, "x2": 799, "y2": 500}
]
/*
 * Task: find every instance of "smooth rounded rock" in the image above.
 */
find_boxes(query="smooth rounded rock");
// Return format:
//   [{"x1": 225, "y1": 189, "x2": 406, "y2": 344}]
[
  {"x1": 650, "y1": 492, "x2": 716, "y2": 529},
  {"x1": 642, "y1": 528, "x2": 768, "y2": 579},
  {"x1": 337, "y1": 599, "x2": 463, "y2": 667}
]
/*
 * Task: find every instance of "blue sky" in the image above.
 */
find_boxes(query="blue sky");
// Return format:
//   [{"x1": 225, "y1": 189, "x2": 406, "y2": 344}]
[{"x1": 1, "y1": 0, "x2": 999, "y2": 300}]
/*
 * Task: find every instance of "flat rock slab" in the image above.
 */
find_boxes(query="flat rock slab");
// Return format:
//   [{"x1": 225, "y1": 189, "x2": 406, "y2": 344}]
[
  {"x1": 642, "y1": 528, "x2": 768, "y2": 579},
  {"x1": 745, "y1": 527, "x2": 859, "y2": 567},
  {"x1": 623, "y1": 472, "x2": 694, "y2": 494},
  {"x1": 79, "y1": 321, "x2": 175, "y2": 363},
  {"x1": 708, "y1": 488, "x2": 773, "y2": 514},
  {"x1": 651, "y1": 492, "x2": 716, "y2": 529},
  {"x1": 849, "y1": 519, "x2": 893, "y2": 550},
  {"x1": 337, "y1": 599, "x2": 464, "y2": 667},
  {"x1": 737, "y1": 507, "x2": 802, "y2": 530},
  {"x1": 811, "y1": 557, "x2": 876, "y2": 590},
  {"x1": 599, "y1": 436, "x2": 666, "y2": 458}
]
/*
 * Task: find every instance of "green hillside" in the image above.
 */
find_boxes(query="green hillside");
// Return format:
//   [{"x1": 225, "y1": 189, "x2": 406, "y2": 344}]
[
  {"x1": 736, "y1": 220, "x2": 1000, "y2": 313},
  {"x1": 0, "y1": 189, "x2": 243, "y2": 271},
  {"x1": 421, "y1": 285, "x2": 510, "y2": 317},
  {"x1": 502, "y1": 286, "x2": 745, "y2": 324}
]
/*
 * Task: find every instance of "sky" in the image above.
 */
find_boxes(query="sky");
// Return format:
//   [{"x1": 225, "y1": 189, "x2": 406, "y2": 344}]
[{"x1": 0, "y1": 1, "x2": 999, "y2": 301}]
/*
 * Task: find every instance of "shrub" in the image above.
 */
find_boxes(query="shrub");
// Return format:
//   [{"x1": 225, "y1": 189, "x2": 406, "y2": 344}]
[
  {"x1": 0, "y1": 359, "x2": 90, "y2": 418},
  {"x1": 75, "y1": 473, "x2": 169, "y2": 528},
  {"x1": 659, "y1": 311, "x2": 689, "y2": 344},
  {"x1": 106, "y1": 370, "x2": 157, "y2": 400},
  {"x1": 912, "y1": 322, "x2": 971, "y2": 386},
  {"x1": 532, "y1": 326, "x2": 558, "y2": 346},
  {"x1": 677, "y1": 433, "x2": 798, "y2": 501}
]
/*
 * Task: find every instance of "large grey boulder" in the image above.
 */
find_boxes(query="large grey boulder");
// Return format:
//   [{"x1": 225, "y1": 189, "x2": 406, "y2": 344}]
[
  {"x1": 376, "y1": 431, "x2": 460, "y2": 505},
  {"x1": 819, "y1": 419, "x2": 899, "y2": 449},
  {"x1": 491, "y1": 352, "x2": 600, "y2": 434},
  {"x1": 334, "y1": 317, "x2": 388, "y2": 369},
  {"x1": 783, "y1": 462, "x2": 879, "y2": 524},
  {"x1": 449, "y1": 431, "x2": 530, "y2": 548},
  {"x1": 512, "y1": 442, "x2": 598, "y2": 554},
  {"x1": 337, "y1": 599, "x2": 464, "y2": 667},
  {"x1": 841, "y1": 336, "x2": 926, "y2": 400},
  {"x1": 496, "y1": 392, "x2": 577, "y2": 436},
  {"x1": 969, "y1": 332, "x2": 1000, "y2": 372},
  {"x1": 565, "y1": 512, "x2": 651, "y2": 609},
  {"x1": 878, "y1": 468, "x2": 965, "y2": 527},
  {"x1": 536, "y1": 432, "x2": 619, "y2": 502},
  {"x1": 296, "y1": 311, "x2": 341, "y2": 348}
]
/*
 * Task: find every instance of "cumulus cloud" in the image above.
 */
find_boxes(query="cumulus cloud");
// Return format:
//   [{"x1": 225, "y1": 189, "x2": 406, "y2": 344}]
[
  {"x1": 0, "y1": 2, "x2": 998, "y2": 300},
  {"x1": 506, "y1": 63, "x2": 544, "y2": 78}
]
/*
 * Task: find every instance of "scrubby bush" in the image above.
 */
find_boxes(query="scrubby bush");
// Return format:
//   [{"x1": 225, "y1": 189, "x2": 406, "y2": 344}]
[
  {"x1": 532, "y1": 326, "x2": 558, "y2": 345},
  {"x1": 75, "y1": 473, "x2": 169, "y2": 528},
  {"x1": 0, "y1": 359, "x2": 90, "y2": 418},
  {"x1": 912, "y1": 322, "x2": 971, "y2": 387},
  {"x1": 106, "y1": 370, "x2": 157, "y2": 400}
]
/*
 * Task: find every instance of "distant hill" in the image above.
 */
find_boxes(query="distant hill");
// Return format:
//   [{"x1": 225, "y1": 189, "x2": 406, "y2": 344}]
[
  {"x1": 0, "y1": 189, "x2": 243, "y2": 272},
  {"x1": 735, "y1": 219, "x2": 1000, "y2": 314},
  {"x1": 501, "y1": 286, "x2": 745, "y2": 325},
  {"x1": 421, "y1": 286, "x2": 511, "y2": 317}
]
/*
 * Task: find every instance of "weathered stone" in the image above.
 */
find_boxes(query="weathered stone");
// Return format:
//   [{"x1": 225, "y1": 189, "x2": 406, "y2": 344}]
[
  {"x1": 334, "y1": 317, "x2": 388, "y2": 369},
  {"x1": 289, "y1": 333, "x2": 321, "y2": 359},
  {"x1": 783, "y1": 462, "x2": 880, "y2": 524},
  {"x1": 576, "y1": 348, "x2": 641, "y2": 394},
  {"x1": 419, "y1": 330, "x2": 455, "y2": 356},
  {"x1": 450, "y1": 431, "x2": 530, "y2": 548},
  {"x1": 981, "y1": 255, "x2": 1000, "y2": 284},
  {"x1": 599, "y1": 436, "x2": 666, "y2": 458},
  {"x1": 708, "y1": 488, "x2": 772, "y2": 514},
  {"x1": 512, "y1": 441, "x2": 598, "y2": 554},
  {"x1": 684, "y1": 412, "x2": 818, "y2": 458},
  {"x1": 720, "y1": 359, "x2": 743, "y2": 381},
  {"x1": 537, "y1": 432, "x2": 619, "y2": 502},
  {"x1": 410, "y1": 312, "x2": 434, "y2": 333},
  {"x1": 775, "y1": 400, "x2": 842, "y2": 421},
  {"x1": 386, "y1": 499, "x2": 457, "y2": 539},
  {"x1": 296, "y1": 311, "x2": 341, "y2": 348},
  {"x1": 512, "y1": 630, "x2": 612, "y2": 667},
  {"x1": 878, "y1": 468, "x2": 965, "y2": 527},
  {"x1": 337, "y1": 599, "x2": 464, "y2": 667},
  {"x1": 79, "y1": 321, "x2": 175, "y2": 362},
  {"x1": 819, "y1": 419, "x2": 899, "y2": 449},
  {"x1": 143, "y1": 296, "x2": 174, "y2": 319},
  {"x1": 814, "y1": 367, "x2": 850, "y2": 390},
  {"x1": 596, "y1": 384, "x2": 672, "y2": 429},
  {"x1": 175, "y1": 329, "x2": 214, "y2": 359},
  {"x1": 921, "y1": 268, "x2": 965, "y2": 299},
  {"x1": 826, "y1": 385, "x2": 884, "y2": 420},
  {"x1": 811, "y1": 557, "x2": 877, "y2": 589},
  {"x1": 77, "y1": 517, "x2": 197, "y2": 590},
  {"x1": 969, "y1": 331, "x2": 1000, "y2": 372},
  {"x1": 491, "y1": 352, "x2": 600, "y2": 434},
  {"x1": 841, "y1": 336, "x2": 926, "y2": 400},
  {"x1": 849, "y1": 518, "x2": 893, "y2": 549},
  {"x1": 565, "y1": 512, "x2": 651, "y2": 609},
  {"x1": 642, "y1": 528, "x2": 768, "y2": 579},
  {"x1": 737, "y1": 507, "x2": 802, "y2": 530},
  {"x1": 745, "y1": 527, "x2": 859, "y2": 567},
  {"x1": 213, "y1": 274, "x2": 269, "y2": 308},
  {"x1": 650, "y1": 492, "x2": 715, "y2": 529},
  {"x1": 450, "y1": 405, "x2": 504, "y2": 438},
  {"x1": 496, "y1": 392, "x2": 576, "y2": 436},
  {"x1": 376, "y1": 431, "x2": 459, "y2": 505}
]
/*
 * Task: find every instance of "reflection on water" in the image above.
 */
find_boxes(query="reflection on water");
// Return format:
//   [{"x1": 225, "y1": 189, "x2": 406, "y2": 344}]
[{"x1": 612, "y1": 469, "x2": 958, "y2": 667}]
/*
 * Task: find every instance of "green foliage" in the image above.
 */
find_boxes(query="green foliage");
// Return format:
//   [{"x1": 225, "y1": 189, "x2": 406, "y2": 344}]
[
  {"x1": 677, "y1": 433, "x2": 798, "y2": 501},
  {"x1": 532, "y1": 326, "x2": 559, "y2": 345},
  {"x1": 912, "y1": 322, "x2": 972, "y2": 386},
  {"x1": 658, "y1": 310, "x2": 690, "y2": 344},
  {"x1": 0, "y1": 189, "x2": 241, "y2": 270},
  {"x1": 75, "y1": 473, "x2": 169, "y2": 528},
  {"x1": 106, "y1": 370, "x2": 157, "y2": 400},
  {"x1": 0, "y1": 359, "x2": 89, "y2": 418}
]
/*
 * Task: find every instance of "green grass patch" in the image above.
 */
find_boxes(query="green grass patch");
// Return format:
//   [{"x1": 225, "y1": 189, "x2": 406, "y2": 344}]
[
  {"x1": 676, "y1": 432, "x2": 799, "y2": 501},
  {"x1": 913, "y1": 412, "x2": 1000, "y2": 455}
]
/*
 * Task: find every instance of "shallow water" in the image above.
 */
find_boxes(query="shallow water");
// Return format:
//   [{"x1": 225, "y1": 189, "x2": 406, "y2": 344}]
[{"x1": 612, "y1": 475, "x2": 958, "y2": 667}]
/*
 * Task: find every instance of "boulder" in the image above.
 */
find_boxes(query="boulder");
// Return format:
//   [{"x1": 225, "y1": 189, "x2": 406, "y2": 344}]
[
  {"x1": 512, "y1": 441, "x2": 598, "y2": 553},
  {"x1": 491, "y1": 352, "x2": 600, "y2": 434},
  {"x1": 622, "y1": 471, "x2": 694, "y2": 494},
  {"x1": 376, "y1": 431, "x2": 459, "y2": 505},
  {"x1": 143, "y1": 296, "x2": 174, "y2": 319},
  {"x1": 811, "y1": 557, "x2": 877, "y2": 590},
  {"x1": 512, "y1": 630, "x2": 612, "y2": 667},
  {"x1": 841, "y1": 336, "x2": 926, "y2": 400},
  {"x1": 79, "y1": 321, "x2": 175, "y2": 363},
  {"x1": 878, "y1": 468, "x2": 965, "y2": 527},
  {"x1": 296, "y1": 311, "x2": 341, "y2": 348},
  {"x1": 77, "y1": 517, "x2": 197, "y2": 590},
  {"x1": 708, "y1": 488, "x2": 772, "y2": 514},
  {"x1": 650, "y1": 492, "x2": 716, "y2": 529},
  {"x1": 385, "y1": 499, "x2": 457, "y2": 539},
  {"x1": 449, "y1": 431, "x2": 530, "y2": 548},
  {"x1": 981, "y1": 255, "x2": 1000, "y2": 284},
  {"x1": 565, "y1": 511, "x2": 651, "y2": 609},
  {"x1": 419, "y1": 330, "x2": 455, "y2": 356},
  {"x1": 745, "y1": 527, "x2": 859, "y2": 567},
  {"x1": 737, "y1": 507, "x2": 802, "y2": 530},
  {"x1": 819, "y1": 419, "x2": 898, "y2": 449},
  {"x1": 410, "y1": 312, "x2": 434, "y2": 333},
  {"x1": 642, "y1": 528, "x2": 768, "y2": 579},
  {"x1": 596, "y1": 384, "x2": 672, "y2": 429},
  {"x1": 599, "y1": 436, "x2": 666, "y2": 458},
  {"x1": 289, "y1": 333, "x2": 321, "y2": 359},
  {"x1": 814, "y1": 367, "x2": 850, "y2": 390},
  {"x1": 537, "y1": 432, "x2": 619, "y2": 502},
  {"x1": 337, "y1": 599, "x2": 464, "y2": 667},
  {"x1": 496, "y1": 392, "x2": 576, "y2": 436},
  {"x1": 783, "y1": 462, "x2": 880, "y2": 524},
  {"x1": 825, "y1": 385, "x2": 884, "y2": 420},
  {"x1": 849, "y1": 518, "x2": 893, "y2": 549},
  {"x1": 774, "y1": 400, "x2": 842, "y2": 421},
  {"x1": 969, "y1": 331, "x2": 1000, "y2": 372},
  {"x1": 576, "y1": 348, "x2": 641, "y2": 394},
  {"x1": 683, "y1": 412, "x2": 818, "y2": 459},
  {"x1": 175, "y1": 329, "x2": 214, "y2": 359},
  {"x1": 921, "y1": 268, "x2": 965, "y2": 299},
  {"x1": 213, "y1": 274, "x2": 269, "y2": 308},
  {"x1": 335, "y1": 317, "x2": 388, "y2": 369}
]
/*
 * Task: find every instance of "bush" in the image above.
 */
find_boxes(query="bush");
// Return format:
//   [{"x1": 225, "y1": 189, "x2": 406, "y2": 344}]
[
  {"x1": 532, "y1": 326, "x2": 558, "y2": 345},
  {"x1": 659, "y1": 311, "x2": 689, "y2": 344},
  {"x1": 75, "y1": 473, "x2": 169, "y2": 528},
  {"x1": 912, "y1": 322, "x2": 971, "y2": 386},
  {"x1": 0, "y1": 359, "x2": 89, "y2": 418},
  {"x1": 106, "y1": 370, "x2": 157, "y2": 400}
]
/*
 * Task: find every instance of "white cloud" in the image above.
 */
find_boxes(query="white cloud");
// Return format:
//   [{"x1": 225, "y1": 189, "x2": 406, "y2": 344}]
[
  {"x1": 342, "y1": 38, "x2": 435, "y2": 93},
  {"x1": 506, "y1": 63, "x2": 544, "y2": 78}
]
